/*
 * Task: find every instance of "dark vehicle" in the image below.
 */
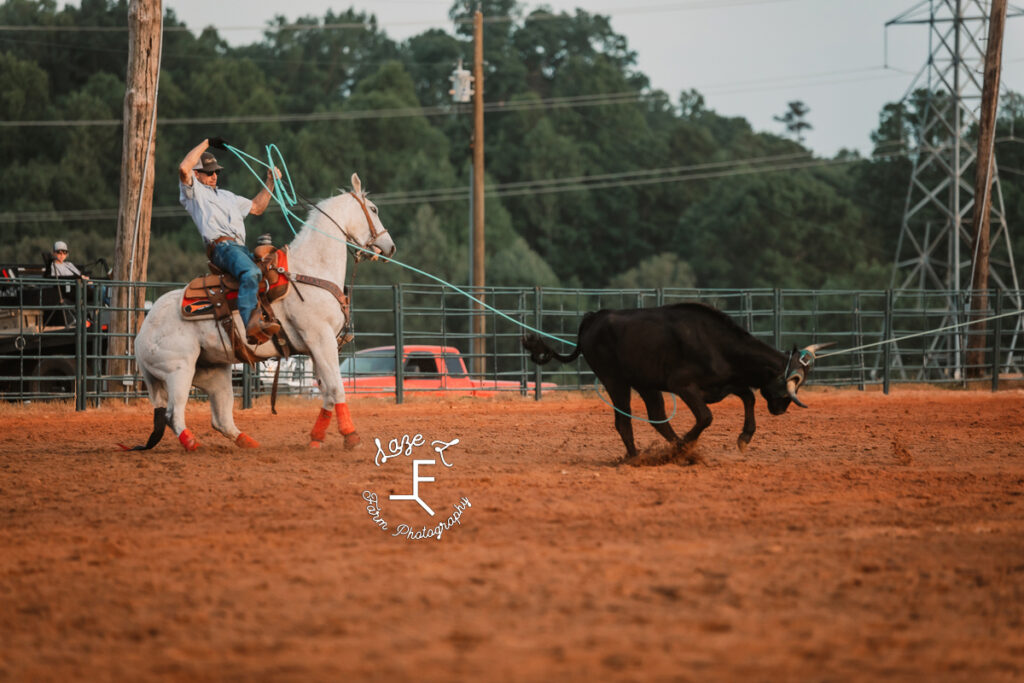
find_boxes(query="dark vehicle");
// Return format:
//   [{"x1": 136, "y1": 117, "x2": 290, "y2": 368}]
[{"x1": 0, "y1": 261, "x2": 111, "y2": 399}]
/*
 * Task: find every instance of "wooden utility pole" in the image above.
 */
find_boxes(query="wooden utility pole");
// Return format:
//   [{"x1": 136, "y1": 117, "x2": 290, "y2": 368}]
[
  {"x1": 966, "y1": 0, "x2": 1007, "y2": 376},
  {"x1": 471, "y1": 10, "x2": 486, "y2": 377},
  {"x1": 109, "y1": 0, "x2": 161, "y2": 389}
]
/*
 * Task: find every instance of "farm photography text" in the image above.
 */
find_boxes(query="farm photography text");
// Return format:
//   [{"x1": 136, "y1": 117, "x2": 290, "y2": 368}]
[{"x1": 362, "y1": 432, "x2": 473, "y2": 541}]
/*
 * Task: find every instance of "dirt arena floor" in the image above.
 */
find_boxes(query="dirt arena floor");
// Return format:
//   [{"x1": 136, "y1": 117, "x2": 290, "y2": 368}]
[{"x1": 1, "y1": 387, "x2": 1022, "y2": 681}]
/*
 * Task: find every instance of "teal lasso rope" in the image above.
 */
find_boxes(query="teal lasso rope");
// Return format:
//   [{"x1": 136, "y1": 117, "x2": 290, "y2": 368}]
[
  {"x1": 592, "y1": 378, "x2": 679, "y2": 424},
  {"x1": 224, "y1": 142, "x2": 574, "y2": 347}
]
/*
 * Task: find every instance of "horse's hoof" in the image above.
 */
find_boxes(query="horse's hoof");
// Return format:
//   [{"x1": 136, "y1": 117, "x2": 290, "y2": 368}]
[
  {"x1": 343, "y1": 432, "x2": 361, "y2": 450},
  {"x1": 309, "y1": 440, "x2": 323, "y2": 449},
  {"x1": 178, "y1": 429, "x2": 199, "y2": 451},
  {"x1": 236, "y1": 433, "x2": 259, "y2": 449}
]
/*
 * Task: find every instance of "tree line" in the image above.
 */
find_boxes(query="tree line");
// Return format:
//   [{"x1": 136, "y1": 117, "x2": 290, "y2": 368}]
[{"x1": 2, "y1": 0, "x2": 1023, "y2": 292}]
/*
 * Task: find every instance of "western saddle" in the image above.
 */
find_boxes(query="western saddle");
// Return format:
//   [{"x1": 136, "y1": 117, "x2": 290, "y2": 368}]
[{"x1": 180, "y1": 242, "x2": 350, "y2": 366}]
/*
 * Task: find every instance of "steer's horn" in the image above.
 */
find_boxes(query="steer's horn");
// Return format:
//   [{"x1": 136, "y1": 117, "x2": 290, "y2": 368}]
[
  {"x1": 801, "y1": 341, "x2": 837, "y2": 362},
  {"x1": 787, "y1": 378, "x2": 809, "y2": 408}
]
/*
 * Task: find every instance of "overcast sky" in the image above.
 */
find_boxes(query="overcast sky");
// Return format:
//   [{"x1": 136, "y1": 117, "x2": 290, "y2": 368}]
[{"x1": 159, "y1": 0, "x2": 1024, "y2": 157}]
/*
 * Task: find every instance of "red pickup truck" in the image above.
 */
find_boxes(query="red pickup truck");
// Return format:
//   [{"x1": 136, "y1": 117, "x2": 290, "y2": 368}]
[{"x1": 340, "y1": 345, "x2": 555, "y2": 397}]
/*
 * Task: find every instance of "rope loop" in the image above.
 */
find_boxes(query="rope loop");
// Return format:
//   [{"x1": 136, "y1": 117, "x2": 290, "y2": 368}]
[{"x1": 222, "y1": 142, "x2": 573, "y2": 346}]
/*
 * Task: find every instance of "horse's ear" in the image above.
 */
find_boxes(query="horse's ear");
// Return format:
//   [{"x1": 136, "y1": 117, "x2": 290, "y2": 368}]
[{"x1": 350, "y1": 173, "x2": 362, "y2": 194}]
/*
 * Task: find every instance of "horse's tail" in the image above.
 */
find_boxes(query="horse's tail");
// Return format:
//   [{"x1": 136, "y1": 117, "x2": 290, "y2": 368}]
[
  {"x1": 521, "y1": 333, "x2": 582, "y2": 365},
  {"x1": 117, "y1": 362, "x2": 168, "y2": 451},
  {"x1": 117, "y1": 407, "x2": 168, "y2": 451}
]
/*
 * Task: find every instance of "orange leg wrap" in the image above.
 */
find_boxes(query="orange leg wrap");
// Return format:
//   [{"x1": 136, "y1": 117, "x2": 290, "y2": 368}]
[
  {"x1": 310, "y1": 407, "x2": 333, "y2": 446},
  {"x1": 178, "y1": 429, "x2": 199, "y2": 451},
  {"x1": 335, "y1": 403, "x2": 356, "y2": 435},
  {"x1": 235, "y1": 433, "x2": 259, "y2": 449}
]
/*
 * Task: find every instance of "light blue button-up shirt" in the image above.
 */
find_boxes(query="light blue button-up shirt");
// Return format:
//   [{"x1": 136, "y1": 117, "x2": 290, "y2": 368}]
[{"x1": 179, "y1": 177, "x2": 253, "y2": 246}]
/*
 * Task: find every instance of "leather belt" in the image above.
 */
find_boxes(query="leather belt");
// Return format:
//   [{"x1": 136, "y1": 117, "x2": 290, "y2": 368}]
[{"x1": 206, "y1": 235, "x2": 239, "y2": 257}]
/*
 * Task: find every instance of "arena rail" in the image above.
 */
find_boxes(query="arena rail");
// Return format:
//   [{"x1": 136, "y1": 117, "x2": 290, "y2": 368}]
[{"x1": 1, "y1": 277, "x2": 1021, "y2": 409}]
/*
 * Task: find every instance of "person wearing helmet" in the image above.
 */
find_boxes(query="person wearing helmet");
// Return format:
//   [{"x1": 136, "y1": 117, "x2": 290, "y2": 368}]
[
  {"x1": 48, "y1": 241, "x2": 89, "y2": 280},
  {"x1": 178, "y1": 137, "x2": 281, "y2": 343}
]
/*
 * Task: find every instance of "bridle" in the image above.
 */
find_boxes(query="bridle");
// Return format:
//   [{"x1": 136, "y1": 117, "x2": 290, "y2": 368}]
[
  {"x1": 347, "y1": 191, "x2": 391, "y2": 260},
  {"x1": 298, "y1": 189, "x2": 391, "y2": 261}
]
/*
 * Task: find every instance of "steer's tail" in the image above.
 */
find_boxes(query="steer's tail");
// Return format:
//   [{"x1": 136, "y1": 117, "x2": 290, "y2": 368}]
[{"x1": 521, "y1": 333, "x2": 582, "y2": 365}]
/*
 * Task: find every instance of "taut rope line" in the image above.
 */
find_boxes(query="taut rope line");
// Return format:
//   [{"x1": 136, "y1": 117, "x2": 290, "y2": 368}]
[
  {"x1": 223, "y1": 143, "x2": 1024, "y2": 394},
  {"x1": 814, "y1": 309, "x2": 1023, "y2": 359},
  {"x1": 224, "y1": 142, "x2": 574, "y2": 346}
]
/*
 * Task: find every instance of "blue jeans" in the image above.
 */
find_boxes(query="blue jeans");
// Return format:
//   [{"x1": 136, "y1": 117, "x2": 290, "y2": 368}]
[{"x1": 211, "y1": 241, "x2": 260, "y2": 327}]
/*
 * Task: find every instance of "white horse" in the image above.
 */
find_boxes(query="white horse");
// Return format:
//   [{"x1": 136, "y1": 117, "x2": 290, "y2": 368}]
[{"x1": 125, "y1": 173, "x2": 395, "y2": 451}]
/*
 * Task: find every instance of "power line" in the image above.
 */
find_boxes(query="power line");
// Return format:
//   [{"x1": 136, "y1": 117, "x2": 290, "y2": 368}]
[
  {"x1": 0, "y1": 148, "x2": 907, "y2": 224},
  {"x1": 0, "y1": 91, "x2": 660, "y2": 128},
  {"x1": 1, "y1": 26, "x2": 915, "y2": 100},
  {"x1": 0, "y1": 58, "x2": 942, "y2": 129},
  {"x1": 0, "y1": 34, "x2": 458, "y2": 70},
  {"x1": 0, "y1": 0, "x2": 809, "y2": 35}
]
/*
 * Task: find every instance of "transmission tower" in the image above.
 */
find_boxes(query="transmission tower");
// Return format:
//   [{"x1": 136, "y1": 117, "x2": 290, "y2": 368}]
[{"x1": 888, "y1": 0, "x2": 1023, "y2": 379}]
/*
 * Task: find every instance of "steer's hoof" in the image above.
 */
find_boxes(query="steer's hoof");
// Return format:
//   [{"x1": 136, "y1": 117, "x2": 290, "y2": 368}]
[
  {"x1": 236, "y1": 433, "x2": 259, "y2": 449},
  {"x1": 309, "y1": 440, "x2": 323, "y2": 449},
  {"x1": 343, "y1": 431, "x2": 361, "y2": 450},
  {"x1": 178, "y1": 429, "x2": 199, "y2": 452}
]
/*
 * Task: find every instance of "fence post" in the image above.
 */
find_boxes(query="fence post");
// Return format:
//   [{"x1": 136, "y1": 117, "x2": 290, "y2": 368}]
[
  {"x1": 773, "y1": 288, "x2": 782, "y2": 350},
  {"x1": 883, "y1": 289, "x2": 893, "y2": 395},
  {"x1": 91, "y1": 283, "x2": 104, "y2": 408},
  {"x1": 854, "y1": 292, "x2": 865, "y2": 391},
  {"x1": 75, "y1": 280, "x2": 87, "y2": 411},
  {"x1": 533, "y1": 287, "x2": 543, "y2": 400},
  {"x1": 992, "y1": 293, "x2": 1002, "y2": 392},
  {"x1": 393, "y1": 284, "x2": 404, "y2": 405}
]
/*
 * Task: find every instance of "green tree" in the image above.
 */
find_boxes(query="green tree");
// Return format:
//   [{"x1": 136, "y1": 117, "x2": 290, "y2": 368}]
[
  {"x1": 607, "y1": 253, "x2": 695, "y2": 289},
  {"x1": 679, "y1": 171, "x2": 872, "y2": 289},
  {"x1": 774, "y1": 100, "x2": 812, "y2": 144}
]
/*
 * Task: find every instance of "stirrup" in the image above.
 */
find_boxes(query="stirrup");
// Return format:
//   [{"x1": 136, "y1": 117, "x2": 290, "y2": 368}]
[{"x1": 245, "y1": 317, "x2": 275, "y2": 345}]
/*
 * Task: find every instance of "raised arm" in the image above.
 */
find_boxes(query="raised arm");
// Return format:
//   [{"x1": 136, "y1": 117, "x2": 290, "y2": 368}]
[
  {"x1": 178, "y1": 139, "x2": 209, "y2": 185},
  {"x1": 249, "y1": 166, "x2": 282, "y2": 216}
]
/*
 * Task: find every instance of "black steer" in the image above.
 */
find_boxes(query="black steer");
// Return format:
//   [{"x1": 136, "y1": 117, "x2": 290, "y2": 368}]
[{"x1": 522, "y1": 302, "x2": 832, "y2": 460}]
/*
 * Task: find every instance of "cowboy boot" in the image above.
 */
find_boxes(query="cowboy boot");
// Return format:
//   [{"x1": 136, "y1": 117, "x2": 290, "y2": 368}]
[
  {"x1": 261, "y1": 318, "x2": 281, "y2": 336},
  {"x1": 246, "y1": 316, "x2": 271, "y2": 345}
]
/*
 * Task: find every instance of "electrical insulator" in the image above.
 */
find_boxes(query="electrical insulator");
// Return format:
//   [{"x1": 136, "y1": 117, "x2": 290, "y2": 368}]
[{"x1": 449, "y1": 59, "x2": 474, "y2": 103}]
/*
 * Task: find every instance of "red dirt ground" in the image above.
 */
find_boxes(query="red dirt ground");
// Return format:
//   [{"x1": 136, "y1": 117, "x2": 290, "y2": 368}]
[{"x1": 1, "y1": 388, "x2": 1022, "y2": 681}]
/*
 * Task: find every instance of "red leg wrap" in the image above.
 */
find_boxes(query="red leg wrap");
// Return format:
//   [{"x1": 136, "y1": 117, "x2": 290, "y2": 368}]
[
  {"x1": 178, "y1": 429, "x2": 199, "y2": 451},
  {"x1": 310, "y1": 407, "x2": 333, "y2": 443},
  {"x1": 235, "y1": 433, "x2": 259, "y2": 449},
  {"x1": 335, "y1": 403, "x2": 356, "y2": 435}
]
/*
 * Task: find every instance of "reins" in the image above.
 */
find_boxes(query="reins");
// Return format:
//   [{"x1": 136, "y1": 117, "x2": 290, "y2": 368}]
[{"x1": 289, "y1": 187, "x2": 378, "y2": 340}]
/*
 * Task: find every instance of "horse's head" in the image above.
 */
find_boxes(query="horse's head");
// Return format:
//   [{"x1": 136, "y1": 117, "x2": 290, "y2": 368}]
[{"x1": 346, "y1": 173, "x2": 395, "y2": 262}]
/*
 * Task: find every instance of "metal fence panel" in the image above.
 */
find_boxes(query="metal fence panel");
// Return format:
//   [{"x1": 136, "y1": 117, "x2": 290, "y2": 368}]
[{"x1": 1, "y1": 277, "x2": 1020, "y2": 407}]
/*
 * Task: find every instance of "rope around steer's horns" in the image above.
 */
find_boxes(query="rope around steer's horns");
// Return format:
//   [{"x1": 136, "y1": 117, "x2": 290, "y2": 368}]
[{"x1": 785, "y1": 342, "x2": 836, "y2": 408}]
